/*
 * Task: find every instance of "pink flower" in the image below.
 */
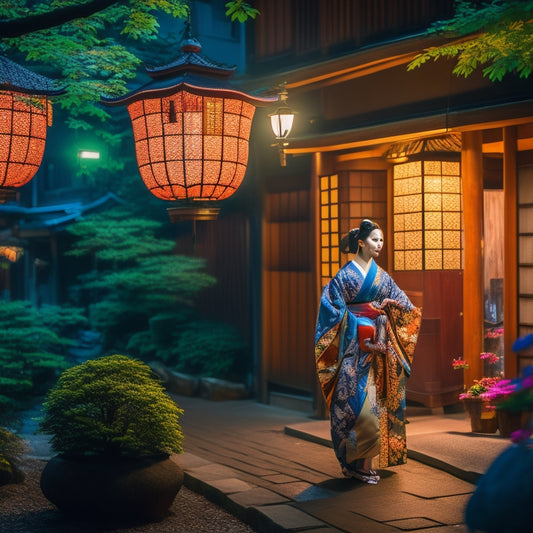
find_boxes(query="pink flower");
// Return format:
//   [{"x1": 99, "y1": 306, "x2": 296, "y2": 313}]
[
  {"x1": 480, "y1": 352, "x2": 499, "y2": 365},
  {"x1": 452, "y1": 358, "x2": 469, "y2": 370},
  {"x1": 485, "y1": 327, "x2": 503, "y2": 338},
  {"x1": 480, "y1": 379, "x2": 515, "y2": 403}
]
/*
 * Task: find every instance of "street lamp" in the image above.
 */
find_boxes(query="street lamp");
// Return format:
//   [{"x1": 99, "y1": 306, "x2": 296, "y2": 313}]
[
  {"x1": 269, "y1": 83, "x2": 295, "y2": 166},
  {"x1": 0, "y1": 55, "x2": 63, "y2": 202},
  {"x1": 103, "y1": 35, "x2": 276, "y2": 221}
]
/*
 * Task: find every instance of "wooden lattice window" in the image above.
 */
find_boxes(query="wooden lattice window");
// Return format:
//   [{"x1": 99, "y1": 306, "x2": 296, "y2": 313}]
[
  {"x1": 319, "y1": 174, "x2": 340, "y2": 287},
  {"x1": 393, "y1": 160, "x2": 463, "y2": 271},
  {"x1": 319, "y1": 170, "x2": 387, "y2": 286}
]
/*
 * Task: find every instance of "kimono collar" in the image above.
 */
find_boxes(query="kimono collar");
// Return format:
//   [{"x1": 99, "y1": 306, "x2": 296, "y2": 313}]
[{"x1": 354, "y1": 259, "x2": 378, "y2": 303}]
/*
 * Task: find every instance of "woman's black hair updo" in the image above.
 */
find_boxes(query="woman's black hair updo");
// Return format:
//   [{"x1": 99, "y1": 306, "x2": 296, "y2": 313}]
[{"x1": 339, "y1": 219, "x2": 381, "y2": 254}]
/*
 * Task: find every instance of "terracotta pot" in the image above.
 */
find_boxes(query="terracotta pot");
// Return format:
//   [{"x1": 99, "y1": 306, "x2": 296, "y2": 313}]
[
  {"x1": 462, "y1": 398, "x2": 498, "y2": 433},
  {"x1": 497, "y1": 409, "x2": 524, "y2": 438},
  {"x1": 40, "y1": 454, "x2": 183, "y2": 521}
]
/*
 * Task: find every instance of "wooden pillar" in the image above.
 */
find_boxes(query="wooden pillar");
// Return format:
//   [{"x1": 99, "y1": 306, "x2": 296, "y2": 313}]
[
  {"x1": 312, "y1": 151, "x2": 333, "y2": 418},
  {"x1": 461, "y1": 131, "x2": 484, "y2": 383},
  {"x1": 503, "y1": 126, "x2": 518, "y2": 377}
]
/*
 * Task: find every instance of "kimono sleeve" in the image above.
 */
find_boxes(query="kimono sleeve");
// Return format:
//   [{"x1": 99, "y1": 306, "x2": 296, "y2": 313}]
[{"x1": 314, "y1": 274, "x2": 357, "y2": 406}]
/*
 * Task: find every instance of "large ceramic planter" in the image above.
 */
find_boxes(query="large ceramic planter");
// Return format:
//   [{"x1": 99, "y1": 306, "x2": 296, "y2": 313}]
[
  {"x1": 462, "y1": 398, "x2": 498, "y2": 433},
  {"x1": 40, "y1": 454, "x2": 183, "y2": 521}
]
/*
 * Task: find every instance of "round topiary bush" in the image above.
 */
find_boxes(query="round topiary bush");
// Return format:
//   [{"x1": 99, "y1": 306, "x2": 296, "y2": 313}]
[
  {"x1": 39, "y1": 354, "x2": 184, "y2": 458},
  {"x1": 39, "y1": 354, "x2": 185, "y2": 521}
]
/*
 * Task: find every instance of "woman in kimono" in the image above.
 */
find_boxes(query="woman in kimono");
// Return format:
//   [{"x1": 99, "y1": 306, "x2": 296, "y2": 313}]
[{"x1": 315, "y1": 219, "x2": 422, "y2": 484}]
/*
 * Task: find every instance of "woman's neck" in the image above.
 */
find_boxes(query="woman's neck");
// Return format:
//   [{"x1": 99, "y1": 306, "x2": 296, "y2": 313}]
[{"x1": 354, "y1": 253, "x2": 372, "y2": 272}]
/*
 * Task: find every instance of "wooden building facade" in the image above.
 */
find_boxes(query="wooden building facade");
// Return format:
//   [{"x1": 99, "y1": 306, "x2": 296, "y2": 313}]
[
  {"x1": 230, "y1": 0, "x2": 533, "y2": 412},
  {"x1": 4, "y1": 1, "x2": 533, "y2": 415}
]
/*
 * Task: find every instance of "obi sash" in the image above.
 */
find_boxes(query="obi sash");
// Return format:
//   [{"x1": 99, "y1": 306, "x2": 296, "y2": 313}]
[
  {"x1": 347, "y1": 302, "x2": 383, "y2": 352},
  {"x1": 347, "y1": 260, "x2": 383, "y2": 352}
]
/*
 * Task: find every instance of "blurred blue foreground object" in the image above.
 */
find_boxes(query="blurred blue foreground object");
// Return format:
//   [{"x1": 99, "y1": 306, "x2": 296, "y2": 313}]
[
  {"x1": 465, "y1": 439, "x2": 533, "y2": 533},
  {"x1": 466, "y1": 333, "x2": 533, "y2": 533}
]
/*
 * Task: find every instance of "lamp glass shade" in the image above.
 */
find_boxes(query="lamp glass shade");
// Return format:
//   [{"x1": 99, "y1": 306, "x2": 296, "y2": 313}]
[
  {"x1": 127, "y1": 90, "x2": 256, "y2": 201},
  {"x1": 270, "y1": 108, "x2": 294, "y2": 139},
  {"x1": 0, "y1": 91, "x2": 48, "y2": 188}
]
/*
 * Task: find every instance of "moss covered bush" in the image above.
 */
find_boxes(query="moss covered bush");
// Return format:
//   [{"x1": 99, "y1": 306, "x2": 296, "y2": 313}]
[{"x1": 40, "y1": 354, "x2": 183, "y2": 458}]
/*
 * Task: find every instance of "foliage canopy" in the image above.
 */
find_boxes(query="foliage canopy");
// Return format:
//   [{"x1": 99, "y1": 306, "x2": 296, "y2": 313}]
[
  {"x1": 408, "y1": 1, "x2": 533, "y2": 81},
  {"x1": 40, "y1": 354, "x2": 184, "y2": 457},
  {"x1": 0, "y1": 1, "x2": 258, "y2": 130}
]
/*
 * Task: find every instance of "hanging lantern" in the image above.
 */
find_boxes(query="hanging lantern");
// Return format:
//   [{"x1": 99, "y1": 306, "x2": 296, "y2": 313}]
[
  {"x1": 103, "y1": 37, "x2": 276, "y2": 221},
  {"x1": 0, "y1": 55, "x2": 63, "y2": 202},
  {"x1": 385, "y1": 135, "x2": 463, "y2": 271}
]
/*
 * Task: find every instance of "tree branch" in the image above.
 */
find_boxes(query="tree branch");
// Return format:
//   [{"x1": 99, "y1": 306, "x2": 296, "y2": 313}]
[{"x1": 0, "y1": 0, "x2": 119, "y2": 38}]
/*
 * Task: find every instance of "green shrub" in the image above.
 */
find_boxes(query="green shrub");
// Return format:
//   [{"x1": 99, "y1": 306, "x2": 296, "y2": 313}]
[
  {"x1": 40, "y1": 354, "x2": 183, "y2": 458},
  {"x1": 0, "y1": 301, "x2": 87, "y2": 420},
  {"x1": 171, "y1": 321, "x2": 248, "y2": 381},
  {"x1": 0, "y1": 427, "x2": 28, "y2": 485},
  {"x1": 66, "y1": 210, "x2": 216, "y2": 352}
]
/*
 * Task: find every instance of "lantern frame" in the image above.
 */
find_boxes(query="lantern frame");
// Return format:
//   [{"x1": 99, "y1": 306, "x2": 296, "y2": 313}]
[{"x1": 0, "y1": 55, "x2": 63, "y2": 201}]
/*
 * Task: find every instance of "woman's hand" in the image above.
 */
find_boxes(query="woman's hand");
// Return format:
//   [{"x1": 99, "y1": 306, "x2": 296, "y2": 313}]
[
  {"x1": 377, "y1": 298, "x2": 396, "y2": 309},
  {"x1": 363, "y1": 338, "x2": 387, "y2": 354}
]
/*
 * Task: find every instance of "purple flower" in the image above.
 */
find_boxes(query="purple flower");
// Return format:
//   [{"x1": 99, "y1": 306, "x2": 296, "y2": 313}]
[
  {"x1": 523, "y1": 376, "x2": 533, "y2": 389},
  {"x1": 510, "y1": 428, "x2": 533, "y2": 443}
]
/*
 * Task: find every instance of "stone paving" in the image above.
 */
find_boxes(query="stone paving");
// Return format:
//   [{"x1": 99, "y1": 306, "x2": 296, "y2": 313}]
[
  {"x1": 172, "y1": 394, "x2": 513, "y2": 532},
  {"x1": 18, "y1": 393, "x2": 513, "y2": 532}
]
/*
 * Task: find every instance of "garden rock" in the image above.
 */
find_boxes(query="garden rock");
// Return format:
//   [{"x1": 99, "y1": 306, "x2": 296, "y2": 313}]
[
  {"x1": 200, "y1": 377, "x2": 249, "y2": 401},
  {"x1": 149, "y1": 362, "x2": 200, "y2": 396}
]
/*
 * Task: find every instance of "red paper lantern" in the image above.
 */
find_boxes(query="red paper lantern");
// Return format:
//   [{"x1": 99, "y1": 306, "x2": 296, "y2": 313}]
[
  {"x1": 104, "y1": 38, "x2": 275, "y2": 217},
  {"x1": 0, "y1": 92, "x2": 49, "y2": 189},
  {"x1": 0, "y1": 56, "x2": 63, "y2": 200}
]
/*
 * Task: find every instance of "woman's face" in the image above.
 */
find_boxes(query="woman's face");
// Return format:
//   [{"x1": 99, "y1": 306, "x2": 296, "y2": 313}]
[{"x1": 359, "y1": 229, "x2": 383, "y2": 259}]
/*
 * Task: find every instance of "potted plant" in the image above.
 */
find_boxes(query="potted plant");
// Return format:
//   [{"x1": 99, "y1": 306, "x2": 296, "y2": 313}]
[
  {"x1": 39, "y1": 354, "x2": 184, "y2": 521},
  {"x1": 453, "y1": 354, "x2": 501, "y2": 433},
  {"x1": 480, "y1": 378, "x2": 522, "y2": 437},
  {"x1": 489, "y1": 365, "x2": 533, "y2": 442}
]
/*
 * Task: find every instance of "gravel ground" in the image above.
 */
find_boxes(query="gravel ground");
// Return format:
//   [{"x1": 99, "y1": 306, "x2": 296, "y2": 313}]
[{"x1": 0, "y1": 458, "x2": 256, "y2": 533}]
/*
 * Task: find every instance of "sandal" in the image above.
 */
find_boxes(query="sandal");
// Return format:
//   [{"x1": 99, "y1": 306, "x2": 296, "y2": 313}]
[
  {"x1": 354, "y1": 459, "x2": 380, "y2": 481},
  {"x1": 342, "y1": 466, "x2": 379, "y2": 484}
]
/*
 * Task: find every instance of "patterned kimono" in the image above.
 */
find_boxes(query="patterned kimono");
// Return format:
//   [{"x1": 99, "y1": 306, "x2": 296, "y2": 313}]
[{"x1": 315, "y1": 259, "x2": 422, "y2": 470}]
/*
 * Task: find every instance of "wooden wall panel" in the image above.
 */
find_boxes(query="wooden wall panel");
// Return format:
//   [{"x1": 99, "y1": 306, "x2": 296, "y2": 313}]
[
  {"x1": 394, "y1": 270, "x2": 464, "y2": 407},
  {"x1": 262, "y1": 270, "x2": 316, "y2": 393},
  {"x1": 262, "y1": 190, "x2": 316, "y2": 397},
  {"x1": 253, "y1": 0, "x2": 454, "y2": 61},
  {"x1": 176, "y1": 213, "x2": 250, "y2": 341}
]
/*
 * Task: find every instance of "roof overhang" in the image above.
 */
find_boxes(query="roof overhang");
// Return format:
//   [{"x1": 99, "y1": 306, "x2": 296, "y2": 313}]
[{"x1": 285, "y1": 100, "x2": 533, "y2": 156}]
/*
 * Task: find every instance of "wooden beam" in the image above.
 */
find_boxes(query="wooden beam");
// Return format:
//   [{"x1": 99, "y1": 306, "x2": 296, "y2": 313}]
[
  {"x1": 503, "y1": 127, "x2": 518, "y2": 378},
  {"x1": 461, "y1": 131, "x2": 484, "y2": 383}
]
